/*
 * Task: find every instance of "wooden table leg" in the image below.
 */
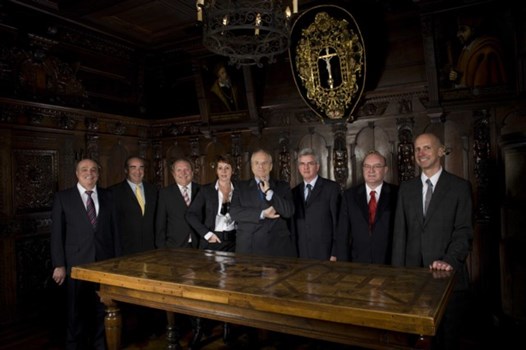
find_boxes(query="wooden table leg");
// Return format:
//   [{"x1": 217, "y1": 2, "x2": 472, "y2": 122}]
[
  {"x1": 166, "y1": 311, "x2": 181, "y2": 349},
  {"x1": 101, "y1": 297, "x2": 121, "y2": 350}
]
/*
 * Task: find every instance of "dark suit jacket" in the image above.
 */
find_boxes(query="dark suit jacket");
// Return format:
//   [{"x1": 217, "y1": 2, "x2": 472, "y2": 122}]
[
  {"x1": 230, "y1": 178, "x2": 296, "y2": 257},
  {"x1": 292, "y1": 177, "x2": 341, "y2": 260},
  {"x1": 338, "y1": 182, "x2": 398, "y2": 264},
  {"x1": 392, "y1": 171, "x2": 473, "y2": 290},
  {"x1": 110, "y1": 180, "x2": 158, "y2": 255},
  {"x1": 185, "y1": 181, "x2": 237, "y2": 251},
  {"x1": 155, "y1": 182, "x2": 201, "y2": 249},
  {"x1": 50, "y1": 186, "x2": 121, "y2": 274}
]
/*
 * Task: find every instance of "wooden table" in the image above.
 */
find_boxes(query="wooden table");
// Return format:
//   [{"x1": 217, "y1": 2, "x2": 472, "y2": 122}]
[{"x1": 71, "y1": 248, "x2": 455, "y2": 350}]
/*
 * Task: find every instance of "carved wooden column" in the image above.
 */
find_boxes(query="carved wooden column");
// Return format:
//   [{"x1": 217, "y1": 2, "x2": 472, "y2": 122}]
[
  {"x1": 332, "y1": 123, "x2": 348, "y2": 190},
  {"x1": 396, "y1": 118, "x2": 416, "y2": 183}
]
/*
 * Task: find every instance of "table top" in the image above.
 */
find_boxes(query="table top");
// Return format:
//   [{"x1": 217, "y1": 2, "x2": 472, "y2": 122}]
[{"x1": 71, "y1": 248, "x2": 455, "y2": 336}]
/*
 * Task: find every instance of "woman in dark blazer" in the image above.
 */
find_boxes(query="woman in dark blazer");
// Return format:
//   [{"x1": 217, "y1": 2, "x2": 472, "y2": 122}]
[
  {"x1": 186, "y1": 154, "x2": 237, "y2": 252},
  {"x1": 185, "y1": 154, "x2": 237, "y2": 345}
]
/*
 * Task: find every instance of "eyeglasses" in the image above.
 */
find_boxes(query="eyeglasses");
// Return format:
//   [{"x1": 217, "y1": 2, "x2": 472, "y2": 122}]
[
  {"x1": 298, "y1": 161, "x2": 317, "y2": 167},
  {"x1": 362, "y1": 164, "x2": 385, "y2": 171}
]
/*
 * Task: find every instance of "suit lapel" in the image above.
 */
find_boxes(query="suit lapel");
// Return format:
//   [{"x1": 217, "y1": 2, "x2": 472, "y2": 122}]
[
  {"x1": 409, "y1": 179, "x2": 425, "y2": 225},
  {"x1": 305, "y1": 179, "x2": 321, "y2": 207},
  {"x1": 357, "y1": 185, "x2": 369, "y2": 222},
  {"x1": 375, "y1": 183, "x2": 391, "y2": 222}
]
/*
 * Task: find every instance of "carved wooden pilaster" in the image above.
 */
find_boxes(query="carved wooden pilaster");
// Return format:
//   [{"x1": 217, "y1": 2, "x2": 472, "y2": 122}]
[
  {"x1": 332, "y1": 123, "x2": 348, "y2": 190},
  {"x1": 152, "y1": 140, "x2": 163, "y2": 189},
  {"x1": 473, "y1": 110, "x2": 491, "y2": 221},
  {"x1": 231, "y1": 133, "x2": 242, "y2": 181},
  {"x1": 396, "y1": 118, "x2": 416, "y2": 183},
  {"x1": 189, "y1": 136, "x2": 201, "y2": 180},
  {"x1": 278, "y1": 133, "x2": 291, "y2": 182}
]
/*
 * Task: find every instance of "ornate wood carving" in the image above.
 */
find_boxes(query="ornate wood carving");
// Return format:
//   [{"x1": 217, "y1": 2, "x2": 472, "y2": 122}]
[
  {"x1": 231, "y1": 133, "x2": 242, "y2": 181},
  {"x1": 396, "y1": 118, "x2": 416, "y2": 183},
  {"x1": 278, "y1": 133, "x2": 291, "y2": 182},
  {"x1": 152, "y1": 140, "x2": 163, "y2": 189},
  {"x1": 332, "y1": 123, "x2": 348, "y2": 190},
  {"x1": 189, "y1": 136, "x2": 201, "y2": 180},
  {"x1": 473, "y1": 110, "x2": 491, "y2": 221},
  {"x1": 86, "y1": 134, "x2": 100, "y2": 161},
  {"x1": 12, "y1": 150, "x2": 57, "y2": 213}
]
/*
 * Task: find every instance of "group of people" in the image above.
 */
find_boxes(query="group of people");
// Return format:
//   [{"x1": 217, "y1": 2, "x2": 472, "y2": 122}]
[{"x1": 50, "y1": 132, "x2": 473, "y2": 350}]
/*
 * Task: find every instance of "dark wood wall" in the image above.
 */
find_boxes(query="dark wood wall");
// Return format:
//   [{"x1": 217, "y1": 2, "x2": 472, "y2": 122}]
[{"x1": 1, "y1": 0, "x2": 525, "y2": 330}]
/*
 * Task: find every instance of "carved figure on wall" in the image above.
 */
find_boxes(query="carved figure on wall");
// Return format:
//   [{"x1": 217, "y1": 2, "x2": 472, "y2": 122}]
[
  {"x1": 447, "y1": 14, "x2": 508, "y2": 93},
  {"x1": 333, "y1": 131, "x2": 348, "y2": 189},
  {"x1": 278, "y1": 150, "x2": 291, "y2": 183},
  {"x1": 397, "y1": 127, "x2": 416, "y2": 182}
]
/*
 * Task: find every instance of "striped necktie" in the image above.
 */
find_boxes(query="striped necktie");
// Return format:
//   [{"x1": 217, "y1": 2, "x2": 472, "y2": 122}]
[
  {"x1": 183, "y1": 186, "x2": 191, "y2": 206},
  {"x1": 85, "y1": 190, "x2": 97, "y2": 229}
]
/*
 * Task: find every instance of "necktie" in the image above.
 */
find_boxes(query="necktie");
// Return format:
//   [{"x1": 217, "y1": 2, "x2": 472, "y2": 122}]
[
  {"x1": 258, "y1": 181, "x2": 265, "y2": 201},
  {"x1": 424, "y1": 179, "x2": 433, "y2": 216},
  {"x1": 305, "y1": 184, "x2": 312, "y2": 203},
  {"x1": 369, "y1": 190, "x2": 377, "y2": 228},
  {"x1": 135, "y1": 185, "x2": 145, "y2": 215},
  {"x1": 182, "y1": 186, "x2": 191, "y2": 207},
  {"x1": 85, "y1": 190, "x2": 97, "y2": 229}
]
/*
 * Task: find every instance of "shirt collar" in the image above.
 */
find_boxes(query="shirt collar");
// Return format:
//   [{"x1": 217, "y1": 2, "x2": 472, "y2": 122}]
[
  {"x1": 421, "y1": 167, "x2": 443, "y2": 187},
  {"x1": 77, "y1": 183, "x2": 97, "y2": 195},
  {"x1": 304, "y1": 175, "x2": 319, "y2": 188}
]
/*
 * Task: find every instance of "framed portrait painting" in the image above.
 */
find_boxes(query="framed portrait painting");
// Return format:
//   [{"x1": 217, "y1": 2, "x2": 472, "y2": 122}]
[{"x1": 431, "y1": 2, "x2": 516, "y2": 101}]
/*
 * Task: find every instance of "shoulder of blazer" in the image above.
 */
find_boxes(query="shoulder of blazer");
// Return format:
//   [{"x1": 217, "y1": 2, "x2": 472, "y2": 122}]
[
  {"x1": 58, "y1": 186, "x2": 81, "y2": 201},
  {"x1": 381, "y1": 182, "x2": 399, "y2": 194},
  {"x1": 97, "y1": 186, "x2": 112, "y2": 201},
  {"x1": 109, "y1": 180, "x2": 129, "y2": 195},
  {"x1": 318, "y1": 177, "x2": 340, "y2": 192},
  {"x1": 346, "y1": 183, "x2": 365, "y2": 196}
]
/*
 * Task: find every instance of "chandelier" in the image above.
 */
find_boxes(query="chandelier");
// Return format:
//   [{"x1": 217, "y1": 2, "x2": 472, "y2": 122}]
[{"x1": 197, "y1": 0, "x2": 298, "y2": 67}]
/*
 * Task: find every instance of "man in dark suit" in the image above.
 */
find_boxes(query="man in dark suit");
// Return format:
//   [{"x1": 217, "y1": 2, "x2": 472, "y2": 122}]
[
  {"x1": 110, "y1": 156, "x2": 161, "y2": 343},
  {"x1": 51, "y1": 158, "x2": 121, "y2": 350},
  {"x1": 230, "y1": 148, "x2": 296, "y2": 257},
  {"x1": 156, "y1": 157, "x2": 200, "y2": 249},
  {"x1": 338, "y1": 150, "x2": 398, "y2": 264},
  {"x1": 392, "y1": 133, "x2": 473, "y2": 350},
  {"x1": 155, "y1": 157, "x2": 201, "y2": 349},
  {"x1": 292, "y1": 148, "x2": 341, "y2": 260},
  {"x1": 111, "y1": 156, "x2": 157, "y2": 255}
]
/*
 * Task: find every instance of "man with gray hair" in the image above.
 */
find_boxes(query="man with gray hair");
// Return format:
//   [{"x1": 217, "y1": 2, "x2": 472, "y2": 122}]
[{"x1": 292, "y1": 148, "x2": 341, "y2": 260}]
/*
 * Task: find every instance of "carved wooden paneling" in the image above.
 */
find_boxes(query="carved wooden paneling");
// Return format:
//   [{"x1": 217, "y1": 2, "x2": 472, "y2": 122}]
[
  {"x1": 396, "y1": 118, "x2": 416, "y2": 183},
  {"x1": 12, "y1": 150, "x2": 57, "y2": 214}
]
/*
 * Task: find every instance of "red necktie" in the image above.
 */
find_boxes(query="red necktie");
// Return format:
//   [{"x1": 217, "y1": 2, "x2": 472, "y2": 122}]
[{"x1": 369, "y1": 190, "x2": 377, "y2": 229}]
